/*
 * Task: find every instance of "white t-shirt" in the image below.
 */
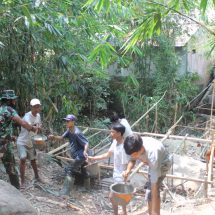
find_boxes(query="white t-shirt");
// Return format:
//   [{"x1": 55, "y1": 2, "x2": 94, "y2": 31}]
[
  {"x1": 139, "y1": 137, "x2": 171, "y2": 183},
  {"x1": 119, "y1": 118, "x2": 133, "y2": 138},
  {"x1": 109, "y1": 141, "x2": 130, "y2": 183},
  {"x1": 17, "y1": 111, "x2": 41, "y2": 147}
]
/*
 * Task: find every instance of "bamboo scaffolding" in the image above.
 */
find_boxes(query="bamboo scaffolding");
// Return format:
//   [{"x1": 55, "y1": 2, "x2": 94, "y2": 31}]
[
  {"x1": 91, "y1": 91, "x2": 166, "y2": 153},
  {"x1": 207, "y1": 81, "x2": 215, "y2": 186},
  {"x1": 196, "y1": 107, "x2": 215, "y2": 111},
  {"x1": 99, "y1": 164, "x2": 213, "y2": 184},
  {"x1": 125, "y1": 115, "x2": 183, "y2": 183},
  {"x1": 176, "y1": 125, "x2": 215, "y2": 131},
  {"x1": 79, "y1": 126, "x2": 213, "y2": 144},
  {"x1": 134, "y1": 132, "x2": 213, "y2": 144},
  {"x1": 48, "y1": 142, "x2": 69, "y2": 155},
  {"x1": 188, "y1": 82, "x2": 212, "y2": 107},
  {"x1": 130, "y1": 91, "x2": 166, "y2": 128}
]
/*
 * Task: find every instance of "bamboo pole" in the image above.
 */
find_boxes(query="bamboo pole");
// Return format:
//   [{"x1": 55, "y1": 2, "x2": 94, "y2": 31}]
[
  {"x1": 207, "y1": 81, "x2": 215, "y2": 186},
  {"x1": 173, "y1": 103, "x2": 178, "y2": 134},
  {"x1": 134, "y1": 132, "x2": 213, "y2": 144},
  {"x1": 176, "y1": 125, "x2": 215, "y2": 132},
  {"x1": 207, "y1": 144, "x2": 214, "y2": 184},
  {"x1": 54, "y1": 155, "x2": 75, "y2": 162},
  {"x1": 79, "y1": 126, "x2": 213, "y2": 144},
  {"x1": 35, "y1": 196, "x2": 82, "y2": 211},
  {"x1": 160, "y1": 115, "x2": 183, "y2": 143},
  {"x1": 92, "y1": 91, "x2": 166, "y2": 152},
  {"x1": 204, "y1": 175, "x2": 208, "y2": 198},
  {"x1": 131, "y1": 91, "x2": 166, "y2": 128},
  {"x1": 191, "y1": 82, "x2": 213, "y2": 106},
  {"x1": 91, "y1": 135, "x2": 110, "y2": 151},
  {"x1": 196, "y1": 107, "x2": 215, "y2": 111},
  {"x1": 209, "y1": 81, "x2": 215, "y2": 129},
  {"x1": 48, "y1": 142, "x2": 69, "y2": 155},
  {"x1": 99, "y1": 165, "x2": 213, "y2": 184},
  {"x1": 88, "y1": 130, "x2": 102, "y2": 140},
  {"x1": 155, "y1": 105, "x2": 158, "y2": 133}
]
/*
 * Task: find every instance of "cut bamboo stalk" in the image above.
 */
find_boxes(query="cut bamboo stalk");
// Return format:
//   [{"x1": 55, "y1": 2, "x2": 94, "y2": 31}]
[
  {"x1": 207, "y1": 81, "x2": 215, "y2": 187},
  {"x1": 54, "y1": 155, "x2": 75, "y2": 162},
  {"x1": 134, "y1": 132, "x2": 213, "y2": 144},
  {"x1": 79, "y1": 126, "x2": 213, "y2": 144},
  {"x1": 99, "y1": 164, "x2": 213, "y2": 184},
  {"x1": 131, "y1": 91, "x2": 166, "y2": 128},
  {"x1": 173, "y1": 103, "x2": 178, "y2": 134},
  {"x1": 155, "y1": 105, "x2": 158, "y2": 133},
  {"x1": 204, "y1": 175, "x2": 208, "y2": 198},
  {"x1": 35, "y1": 196, "x2": 82, "y2": 211},
  {"x1": 48, "y1": 142, "x2": 69, "y2": 155},
  {"x1": 138, "y1": 170, "x2": 213, "y2": 184},
  {"x1": 207, "y1": 145, "x2": 214, "y2": 183},
  {"x1": 160, "y1": 115, "x2": 183, "y2": 143}
]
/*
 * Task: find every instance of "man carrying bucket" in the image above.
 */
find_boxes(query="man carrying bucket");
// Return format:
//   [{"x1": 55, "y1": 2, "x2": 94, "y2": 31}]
[
  {"x1": 123, "y1": 134, "x2": 171, "y2": 215},
  {"x1": 88, "y1": 123, "x2": 130, "y2": 215},
  {"x1": 0, "y1": 90, "x2": 38, "y2": 189},
  {"x1": 16, "y1": 98, "x2": 43, "y2": 189}
]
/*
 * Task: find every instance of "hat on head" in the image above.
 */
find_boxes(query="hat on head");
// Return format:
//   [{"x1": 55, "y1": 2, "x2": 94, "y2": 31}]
[
  {"x1": 1, "y1": 90, "x2": 18, "y2": 100},
  {"x1": 30, "y1": 98, "x2": 41, "y2": 106},
  {"x1": 63, "y1": 114, "x2": 77, "y2": 121}
]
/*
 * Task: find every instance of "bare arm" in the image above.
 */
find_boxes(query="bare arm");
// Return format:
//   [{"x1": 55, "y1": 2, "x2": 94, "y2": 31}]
[
  {"x1": 83, "y1": 143, "x2": 89, "y2": 158},
  {"x1": 12, "y1": 115, "x2": 37, "y2": 132},
  {"x1": 122, "y1": 160, "x2": 136, "y2": 181},
  {"x1": 88, "y1": 150, "x2": 112, "y2": 161},
  {"x1": 48, "y1": 135, "x2": 63, "y2": 140}
]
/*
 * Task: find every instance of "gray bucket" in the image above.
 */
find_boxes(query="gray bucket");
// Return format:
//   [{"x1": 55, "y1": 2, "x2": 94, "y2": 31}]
[
  {"x1": 32, "y1": 134, "x2": 47, "y2": 151},
  {"x1": 110, "y1": 183, "x2": 135, "y2": 205}
]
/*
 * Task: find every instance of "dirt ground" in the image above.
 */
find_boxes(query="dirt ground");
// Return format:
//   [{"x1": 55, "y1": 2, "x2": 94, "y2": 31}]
[{"x1": 1, "y1": 155, "x2": 215, "y2": 215}]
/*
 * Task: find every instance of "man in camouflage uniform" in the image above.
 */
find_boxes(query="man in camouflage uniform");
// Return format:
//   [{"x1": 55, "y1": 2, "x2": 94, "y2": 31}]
[{"x1": 0, "y1": 90, "x2": 38, "y2": 189}]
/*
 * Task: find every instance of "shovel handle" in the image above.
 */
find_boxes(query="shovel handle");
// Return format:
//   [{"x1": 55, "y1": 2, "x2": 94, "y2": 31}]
[{"x1": 127, "y1": 162, "x2": 144, "y2": 181}]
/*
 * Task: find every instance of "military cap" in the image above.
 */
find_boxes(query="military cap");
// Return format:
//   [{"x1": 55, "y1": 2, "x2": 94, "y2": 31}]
[{"x1": 1, "y1": 90, "x2": 18, "y2": 100}]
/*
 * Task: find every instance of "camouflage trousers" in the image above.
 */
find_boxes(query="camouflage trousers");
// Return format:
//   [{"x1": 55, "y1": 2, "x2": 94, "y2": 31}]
[{"x1": 1, "y1": 142, "x2": 20, "y2": 189}]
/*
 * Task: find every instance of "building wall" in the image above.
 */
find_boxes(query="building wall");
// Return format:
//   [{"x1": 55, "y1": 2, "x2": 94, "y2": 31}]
[
  {"x1": 186, "y1": 28, "x2": 215, "y2": 87},
  {"x1": 187, "y1": 51, "x2": 213, "y2": 86}
]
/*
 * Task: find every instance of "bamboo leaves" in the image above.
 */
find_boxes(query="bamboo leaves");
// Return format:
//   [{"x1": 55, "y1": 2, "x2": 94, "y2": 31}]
[{"x1": 89, "y1": 41, "x2": 116, "y2": 67}]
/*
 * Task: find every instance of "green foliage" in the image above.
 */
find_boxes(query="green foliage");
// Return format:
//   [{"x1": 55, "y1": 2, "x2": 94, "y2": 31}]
[
  {"x1": 0, "y1": 0, "x2": 111, "y2": 125},
  {"x1": 175, "y1": 73, "x2": 200, "y2": 105},
  {"x1": 113, "y1": 34, "x2": 200, "y2": 133},
  {"x1": 0, "y1": 0, "x2": 209, "y2": 135}
]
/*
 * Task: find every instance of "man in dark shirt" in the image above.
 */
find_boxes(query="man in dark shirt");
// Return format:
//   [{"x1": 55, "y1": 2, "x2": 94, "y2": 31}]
[{"x1": 49, "y1": 114, "x2": 89, "y2": 195}]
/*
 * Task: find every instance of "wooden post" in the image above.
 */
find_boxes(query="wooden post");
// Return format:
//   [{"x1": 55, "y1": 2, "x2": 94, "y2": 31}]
[
  {"x1": 204, "y1": 175, "x2": 208, "y2": 198},
  {"x1": 207, "y1": 81, "x2": 215, "y2": 186},
  {"x1": 155, "y1": 105, "x2": 158, "y2": 133},
  {"x1": 173, "y1": 103, "x2": 178, "y2": 134}
]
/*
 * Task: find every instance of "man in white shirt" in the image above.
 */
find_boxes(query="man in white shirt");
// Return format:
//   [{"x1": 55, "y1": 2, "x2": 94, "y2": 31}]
[
  {"x1": 110, "y1": 112, "x2": 133, "y2": 139},
  {"x1": 88, "y1": 123, "x2": 130, "y2": 215},
  {"x1": 17, "y1": 98, "x2": 42, "y2": 189}
]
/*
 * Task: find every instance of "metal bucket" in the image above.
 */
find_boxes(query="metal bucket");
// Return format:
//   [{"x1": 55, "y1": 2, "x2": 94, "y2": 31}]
[
  {"x1": 110, "y1": 183, "x2": 135, "y2": 205},
  {"x1": 32, "y1": 134, "x2": 47, "y2": 150}
]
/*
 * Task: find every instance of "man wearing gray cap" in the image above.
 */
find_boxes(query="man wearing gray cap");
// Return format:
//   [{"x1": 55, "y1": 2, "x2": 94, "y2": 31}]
[
  {"x1": 49, "y1": 114, "x2": 89, "y2": 195},
  {"x1": 0, "y1": 90, "x2": 38, "y2": 189},
  {"x1": 17, "y1": 98, "x2": 43, "y2": 189}
]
